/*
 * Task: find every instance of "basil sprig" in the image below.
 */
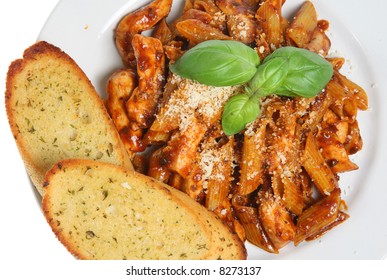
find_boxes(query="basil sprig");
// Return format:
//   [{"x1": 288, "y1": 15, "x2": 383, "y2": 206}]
[
  {"x1": 170, "y1": 40, "x2": 260, "y2": 86},
  {"x1": 221, "y1": 91, "x2": 261, "y2": 137},
  {"x1": 250, "y1": 47, "x2": 334, "y2": 98},
  {"x1": 170, "y1": 41, "x2": 333, "y2": 135}
]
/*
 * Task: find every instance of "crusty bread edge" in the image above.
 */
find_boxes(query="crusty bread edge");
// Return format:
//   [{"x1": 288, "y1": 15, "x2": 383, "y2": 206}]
[
  {"x1": 42, "y1": 159, "x2": 84, "y2": 259},
  {"x1": 42, "y1": 159, "x2": 247, "y2": 260},
  {"x1": 5, "y1": 41, "x2": 133, "y2": 196},
  {"x1": 129, "y1": 168, "x2": 247, "y2": 260}
]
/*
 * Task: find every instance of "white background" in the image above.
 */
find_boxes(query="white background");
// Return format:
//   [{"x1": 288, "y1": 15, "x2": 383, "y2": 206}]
[{"x1": 0, "y1": 0, "x2": 386, "y2": 279}]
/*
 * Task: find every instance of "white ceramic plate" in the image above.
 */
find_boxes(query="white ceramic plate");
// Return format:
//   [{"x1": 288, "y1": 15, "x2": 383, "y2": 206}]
[{"x1": 36, "y1": 0, "x2": 387, "y2": 259}]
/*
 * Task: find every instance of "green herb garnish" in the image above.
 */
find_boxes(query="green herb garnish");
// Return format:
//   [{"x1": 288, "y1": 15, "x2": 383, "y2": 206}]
[
  {"x1": 169, "y1": 40, "x2": 260, "y2": 86},
  {"x1": 251, "y1": 46, "x2": 334, "y2": 98},
  {"x1": 170, "y1": 41, "x2": 333, "y2": 135}
]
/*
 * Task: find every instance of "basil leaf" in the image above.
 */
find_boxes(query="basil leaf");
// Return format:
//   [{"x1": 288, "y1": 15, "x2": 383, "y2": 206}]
[
  {"x1": 170, "y1": 40, "x2": 260, "y2": 86},
  {"x1": 248, "y1": 57, "x2": 288, "y2": 97},
  {"x1": 264, "y1": 46, "x2": 333, "y2": 98},
  {"x1": 221, "y1": 93, "x2": 260, "y2": 136}
]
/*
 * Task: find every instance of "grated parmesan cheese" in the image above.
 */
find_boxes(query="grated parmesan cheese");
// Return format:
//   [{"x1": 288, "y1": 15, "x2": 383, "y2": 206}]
[
  {"x1": 197, "y1": 137, "x2": 233, "y2": 189},
  {"x1": 158, "y1": 74, "x2": 242, "y2": 133}
]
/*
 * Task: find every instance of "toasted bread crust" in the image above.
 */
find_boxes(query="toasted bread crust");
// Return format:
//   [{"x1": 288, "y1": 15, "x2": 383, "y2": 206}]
[
  {"x1": 42, "y1": 159, "x2": 246, "y2": 260},
  {"x1": 5, "y1": 41, "x2": 132, "y2": 195}
]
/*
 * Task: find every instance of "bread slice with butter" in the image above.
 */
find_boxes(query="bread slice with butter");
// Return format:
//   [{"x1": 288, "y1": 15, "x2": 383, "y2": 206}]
[
  {"x1": 42, "y1": 159, "x2": 247, "y2": 260},
  {"x1": 5, "y1": 41, "x2": 133, "y2": 195}
]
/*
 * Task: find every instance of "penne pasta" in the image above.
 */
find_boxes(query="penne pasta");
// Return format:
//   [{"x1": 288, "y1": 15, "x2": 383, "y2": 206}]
[
  {"x1": 170, "y1": 8, "x2": 214, "y2": 37},
  {"x1": 234, "y1": 203, "x2": 278, "y2": 254},
  {"x1": 282, "y1": 176, "x2": 305, "y2": 216},
  {"x1": 302, "y1": 132, "x2": 338, "y2": 195},
  {"x1": 336, "y1": 71, "x2": 368, "y2": 111},
  {"x1": 238, "y1": 119, "x2": 267, "y2": 195},
  {"x1": 326, "y1": 75, "x2": 358, "y2": 123},
  {"x1": 258, "y1": 195, "x2": 296, "y2": 249},
  {"x1": 202, "y1": 137, "x2": 234, "y2": 211},
  {"x1": 294, "y1": 188, "x2": 341, "y2": 245},
  {"x1": 176, "y1": 19, "x2": 231, "y2": 44},
  {"x1": 256, "y1": 0, "x2": 285, "y2": 48},
  {"x1": 305, "y1": 210, "x2": 349, "y2": 241},
  {"x1": 287, "y1": 1, "x2": 317, "y2": 48}
]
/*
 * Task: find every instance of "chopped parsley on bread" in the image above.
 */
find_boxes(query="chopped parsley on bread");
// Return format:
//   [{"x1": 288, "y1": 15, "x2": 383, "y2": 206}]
[
  {"x1": 42, "y1": 159, "x2": 247, "y2": 260},
  {"x1": 5, "y1": 41, "x2": 133, "y2": 195}
]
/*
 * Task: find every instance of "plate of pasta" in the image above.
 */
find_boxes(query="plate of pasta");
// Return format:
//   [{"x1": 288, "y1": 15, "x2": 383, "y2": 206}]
[{"x1": 36, "y1": 0, "x2": 386, "y2": 259}]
